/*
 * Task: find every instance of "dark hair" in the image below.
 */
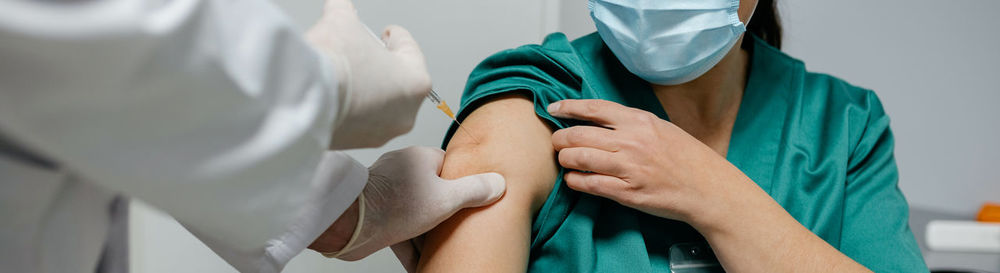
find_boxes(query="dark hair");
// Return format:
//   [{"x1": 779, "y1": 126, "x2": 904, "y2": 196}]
[{"x1": 746, "y1": 0, "x2": 783, "y2": 49}]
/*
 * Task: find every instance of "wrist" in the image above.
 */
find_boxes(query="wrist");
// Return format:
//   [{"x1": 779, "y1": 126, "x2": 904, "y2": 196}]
[
  {"x1": 308, "y1": 197, "x2": 360, "y2": 253},
  {"x1": 687, "y1": 173, "x2": 765, "y2": 237}
]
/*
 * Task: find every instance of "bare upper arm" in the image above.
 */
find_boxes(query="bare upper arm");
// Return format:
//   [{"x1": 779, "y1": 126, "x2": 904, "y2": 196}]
[{"x1": 416, "y1": 93, "x2": 558, "y2": 272}]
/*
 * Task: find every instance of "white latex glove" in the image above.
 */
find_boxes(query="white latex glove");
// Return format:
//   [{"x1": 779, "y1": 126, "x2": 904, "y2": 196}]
[
  {"x1": 331, "y1": 146, "x2": 506, "y2": 263},
  {"x1": 306, "y1": 0, "x2": 432, "y2": 149}
]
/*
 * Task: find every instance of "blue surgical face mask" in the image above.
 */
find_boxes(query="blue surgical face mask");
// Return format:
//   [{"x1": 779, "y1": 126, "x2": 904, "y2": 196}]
[{"x1": 589, "y1": 0, "x2": 747, "y2": 85}]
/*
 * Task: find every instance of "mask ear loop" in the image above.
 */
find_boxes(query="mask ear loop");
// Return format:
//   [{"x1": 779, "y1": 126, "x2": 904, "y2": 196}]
[{"x1": 728, "y1": 0, "x2": 748, "y2": 29}]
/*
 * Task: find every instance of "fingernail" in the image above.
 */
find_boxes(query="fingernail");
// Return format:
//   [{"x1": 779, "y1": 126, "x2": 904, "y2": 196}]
[{"x1": 547, "y1": 102, "x2": 561, "y2": 113}]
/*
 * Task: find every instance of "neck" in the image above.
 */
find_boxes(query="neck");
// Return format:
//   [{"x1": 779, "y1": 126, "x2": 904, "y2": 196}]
[{"x1": 652, "y1": 37, "x2": 750, "y2": 125}]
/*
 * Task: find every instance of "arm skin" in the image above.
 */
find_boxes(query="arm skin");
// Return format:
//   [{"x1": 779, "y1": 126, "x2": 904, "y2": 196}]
[{"x1": 416, "y1": 93, "x2": 558, "y2": 272}]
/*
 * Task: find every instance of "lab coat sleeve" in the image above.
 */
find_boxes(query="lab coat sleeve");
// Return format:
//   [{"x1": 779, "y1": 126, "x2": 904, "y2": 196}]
[
  {"x1": 0, "y1": 0, "x2": 366, "y2": 272},
  {"x1": 839, "y1": 91, "x2": 928, "y2": 272}
]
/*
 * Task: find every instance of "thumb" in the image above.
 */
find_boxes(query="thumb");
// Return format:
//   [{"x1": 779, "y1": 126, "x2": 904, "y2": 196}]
[
  {"x1": 382, "y1": 25, "x2": 425, "y2": 57},
  {"x1": 442, "y1": 172, "x2": 506, "y2": 208},
  {"x1": 324, "y1": 0, "x2": 357, "y2": 13}
]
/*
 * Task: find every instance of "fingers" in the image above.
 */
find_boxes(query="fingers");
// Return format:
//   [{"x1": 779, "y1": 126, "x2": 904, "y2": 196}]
[
  {"x1": 443, "y1": 172, "x2": 507, "y2": 208},
  {"x1": 381, "y1": 25, "x2": 431, "y2": 98},
  {"x1": 557, "y1": 147, "x2": 627, "y2": 177},
  {"x1": 383, "y1": 25, "x2": 424, "y2": 57},
  {"x1": 547, "y1": 99, "x2": 648, "y2": 127},
  {"x1": 552, "y1": 125, "x2": 618, "y2": 152},
  {"x1": 563, "y1": 171, "x2": 631, "y2": 201}
]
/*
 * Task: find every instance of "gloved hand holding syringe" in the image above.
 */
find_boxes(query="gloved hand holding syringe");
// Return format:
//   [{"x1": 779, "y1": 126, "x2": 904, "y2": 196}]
[{"x1": 361, "y1": 23, "x2": 480, "y2": 143}]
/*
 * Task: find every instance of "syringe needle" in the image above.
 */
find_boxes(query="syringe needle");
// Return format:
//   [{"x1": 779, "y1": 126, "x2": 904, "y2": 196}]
[
  {"x1": 368, "y1": 23, "x2": 480, "y2": 144},
  {"x1": 453, "y1": 119, "x2": 480, "y2": 144},
  {"x1": 429, "y1": 92, "x2": 480, "y2": 144}
]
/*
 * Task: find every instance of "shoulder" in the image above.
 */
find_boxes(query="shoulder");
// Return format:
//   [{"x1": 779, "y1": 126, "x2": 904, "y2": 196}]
[
  {"x1": 453, "y1": 33, "x2": 601, "y2": 138},
  {"x1": 749, "y1": 35, "x2": 890, "y2": 154},
  {"x1": 462, "y1": 32, "x2": 596, "y2": 102},
  {"x1": 748, "y1": 34, "x2": 880, "y2": 114},
  {"x1": 805, "y1": 72, "x2": 889, "y2": 152},
  {"x1": 466, "y1": 33, "x2": 584, "y2": 80},
  {"x1": 752, "y1": 35, "x2": 885, "y2": 119},
  {"x1": 802, "y1": 72, "x2": 885, "y2": 120}
]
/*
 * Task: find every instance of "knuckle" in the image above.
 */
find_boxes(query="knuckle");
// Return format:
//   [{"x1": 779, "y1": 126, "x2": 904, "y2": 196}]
[
  {"x1": 583, "y1": 100, "x2": 600, "y2": 114},
  {"x1": 634, "y1": 111, "x2": 656, "y2": 125},
  {"x1": 609, "y1": 161, "x2": 627, "y2": 176},
  {"x1": 660, "y1": 120, "x2": 681, "y2": 133},
  {"x1": 633, "y1": 165, "x2": 654, "y2": 181},
  {"x1": 632, "y1": 194, "x2": 652, "y2": 208},
  {"x1": 618, "y1": 138, "x2": 639, "y2": 150},
  {"x1": 384, "y1": 24, "x2": 405, "y2": 35},
  {"x1": 645, "y1": 111, "x2": 659, "y2": 121},
  {"x1": 618, "y1": 192, "x2": 640, "y2": 206},
  {"x1": 624, "y1": 178, "x2": 643, "y2": 192},
  {"x1": 631, "y1": 111, "x2": 649, "y2": 124},
  {"x1": 631, "y1": 162, "x2": 649, "y2": 176},
  {"x1": 628, "y1": 139, "x2": 645, "y2": 150},
  {"x1": 577, "y1": 149, "x2": 593, "y2": 165},
  {"x1": 567, "y1": 129, "x2": 587, "y2": 146}
]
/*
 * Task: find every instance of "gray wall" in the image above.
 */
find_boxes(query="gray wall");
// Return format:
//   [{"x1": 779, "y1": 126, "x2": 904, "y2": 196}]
[{"x1": 130, "y1": 0, "x2": 999, "y2": 272}]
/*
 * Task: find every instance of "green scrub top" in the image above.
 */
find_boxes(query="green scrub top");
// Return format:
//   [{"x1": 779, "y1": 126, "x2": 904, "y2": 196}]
[{"x1": 442, "y1": 33, "x2": 928, "y2": 273}]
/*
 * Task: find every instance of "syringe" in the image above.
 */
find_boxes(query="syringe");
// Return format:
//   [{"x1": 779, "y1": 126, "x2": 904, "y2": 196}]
[
  {"x1": 359, "y1": 23, "x2": 480, "y2": 143},
  {"x1": 426, "y1": 90, "x2": 480, "y2": 143}
]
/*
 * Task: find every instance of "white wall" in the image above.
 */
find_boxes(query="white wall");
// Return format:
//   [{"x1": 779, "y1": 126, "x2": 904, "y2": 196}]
[{"x1": 131, "y1": 0, "x2": 999, "y2": 272}]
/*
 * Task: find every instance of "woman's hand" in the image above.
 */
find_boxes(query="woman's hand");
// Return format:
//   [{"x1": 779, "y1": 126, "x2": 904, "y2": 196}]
[
  {"x1": 547, "y1": 99, "x2": 756, "y2": 228},
  {"x1": 549, "y1": 99, "x2": 874, "y2": 273}
]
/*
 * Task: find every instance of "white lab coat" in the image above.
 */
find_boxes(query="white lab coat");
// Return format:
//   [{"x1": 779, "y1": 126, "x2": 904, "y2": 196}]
[{"x1": 0, "y1": 0, "x2": 369, "y2": 272}]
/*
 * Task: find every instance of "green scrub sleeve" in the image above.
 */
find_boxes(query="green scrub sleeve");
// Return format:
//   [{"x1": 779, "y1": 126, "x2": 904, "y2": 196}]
[
  {"x1": 442, "y1": 34, "x2": 584, "y2": 148},
  {"x1": 841, "y1": 91, "x2": 929, "y2": 272}
]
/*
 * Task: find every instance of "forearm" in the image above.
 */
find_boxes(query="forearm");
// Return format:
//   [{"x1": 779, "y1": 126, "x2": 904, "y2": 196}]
[{"x1": 693, "y1": 175, "x2": 871, "y2": 273}]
